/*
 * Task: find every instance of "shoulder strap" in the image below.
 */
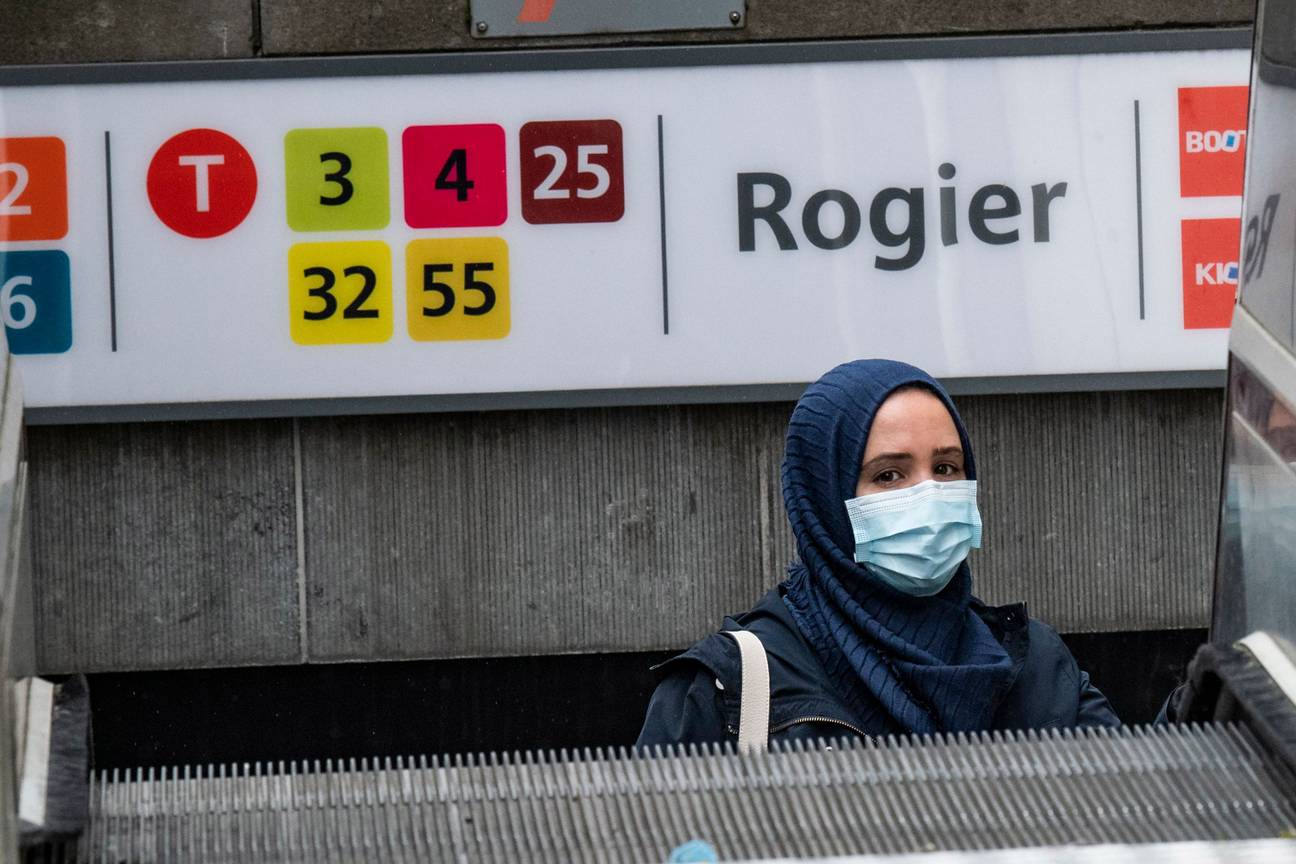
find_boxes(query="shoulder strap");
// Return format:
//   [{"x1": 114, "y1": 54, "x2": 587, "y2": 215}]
[{"x1": 722, "y1": 630, "x2": 770, "y2": 754}]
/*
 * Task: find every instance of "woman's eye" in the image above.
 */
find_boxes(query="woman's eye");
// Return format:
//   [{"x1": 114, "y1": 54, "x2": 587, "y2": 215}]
[
  {"x1": 874, "y1": 469, "x2": 901, "y2": 484},
  {"x1": 934, "y1": 463, "x2": 963, "y2": 477}
]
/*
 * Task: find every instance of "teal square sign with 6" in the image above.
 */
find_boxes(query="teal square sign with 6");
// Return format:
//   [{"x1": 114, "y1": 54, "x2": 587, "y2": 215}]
[{"x1": 0, "y1": 251, "x2": 72, "y2": 355}]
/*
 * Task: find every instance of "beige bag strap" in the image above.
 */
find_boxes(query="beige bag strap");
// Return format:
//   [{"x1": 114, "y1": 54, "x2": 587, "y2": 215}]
[{"x1": 723, "y1": 630, "x2": 770, "y2": 754}]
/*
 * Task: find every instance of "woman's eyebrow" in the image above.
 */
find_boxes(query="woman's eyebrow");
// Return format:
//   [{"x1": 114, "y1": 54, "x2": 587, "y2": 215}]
[
  {"x1": 932, "y1": 446, "x2": 964, "y2": 458},
  {"x1": 860, "y1": 452, "x2": 913, "y2": 472}
]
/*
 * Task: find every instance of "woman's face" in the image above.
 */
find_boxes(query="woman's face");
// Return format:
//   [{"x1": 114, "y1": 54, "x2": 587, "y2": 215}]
[{"x1": 855, "y1": 387, "x2": 967, "y2": 496}]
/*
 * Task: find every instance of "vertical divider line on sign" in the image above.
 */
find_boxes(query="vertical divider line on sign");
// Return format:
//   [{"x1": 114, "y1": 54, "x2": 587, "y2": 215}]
[
  {"x1": 658, "y1": 114, "x2": 669, "y2": 336},
  {"x1": 104, "y1": 130, "x2": 118, "y2": 350},
  {"x1": 1134, "y1": 100, "x2": 1146, "y2": 321}
]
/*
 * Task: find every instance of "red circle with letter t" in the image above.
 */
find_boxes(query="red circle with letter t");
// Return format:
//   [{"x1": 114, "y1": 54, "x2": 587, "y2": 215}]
[{"x1": 147, "y1": 128, "x2": 257, "y2": 238}]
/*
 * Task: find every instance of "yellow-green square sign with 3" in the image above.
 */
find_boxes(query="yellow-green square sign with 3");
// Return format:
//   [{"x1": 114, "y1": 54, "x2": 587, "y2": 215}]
[{"x1": 284, "y1": 127, "x2": 390, "y2": 232}]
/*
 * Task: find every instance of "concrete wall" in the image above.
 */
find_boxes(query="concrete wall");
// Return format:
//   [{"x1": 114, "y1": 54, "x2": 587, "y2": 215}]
[
  {"x1": 3, "y1": 1, "x2": 1246, "y2": 672},
  {"x1": 28, "y1": 389, "x2": 1223, "y2": 673}
]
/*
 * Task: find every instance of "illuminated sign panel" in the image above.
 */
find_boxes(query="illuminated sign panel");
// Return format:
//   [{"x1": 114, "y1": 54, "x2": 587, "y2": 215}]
[{"x1": 0, "y1": 41, "x2": 1249, "y2": 417}]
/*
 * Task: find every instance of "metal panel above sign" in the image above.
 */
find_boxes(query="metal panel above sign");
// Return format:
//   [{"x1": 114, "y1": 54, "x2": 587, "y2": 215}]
[
  {"x1": 469, "y1": 0, "x2": 744, "y2": 38},
  {"x1": 0, "y1": 32, "x2": 1251, "y2": 422}
]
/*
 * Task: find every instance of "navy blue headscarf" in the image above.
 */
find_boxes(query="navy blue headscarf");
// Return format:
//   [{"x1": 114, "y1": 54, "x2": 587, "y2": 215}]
[{"x1": 780, "y1": 359, "x2": 1014, "y2": 734}]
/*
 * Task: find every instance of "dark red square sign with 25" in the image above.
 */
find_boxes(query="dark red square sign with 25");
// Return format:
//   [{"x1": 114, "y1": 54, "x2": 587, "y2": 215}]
[{"x1": 519, "y1": 120, "x2": 624, "y2": 224}]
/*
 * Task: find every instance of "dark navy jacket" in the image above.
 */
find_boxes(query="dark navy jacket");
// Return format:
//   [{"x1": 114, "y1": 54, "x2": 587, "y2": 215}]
[{"x1": 637, "y1": 588, "x2": 1120, "y2": 747}]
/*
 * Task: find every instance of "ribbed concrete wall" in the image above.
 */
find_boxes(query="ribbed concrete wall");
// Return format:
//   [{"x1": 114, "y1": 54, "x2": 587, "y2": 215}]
[
  {"x1": 29, "y1": 421, "x2": 300, "y2": 671},
  {"x1": 300, "y1": 405, "x2": 789, "y2": 661},
  {"x1": 964, "y1": 391, "x2": 1222, "y2": 629},
  {"x1": 3, "y1": 1, "x2": 1242, "y2": 672},
  {"x1": 26, "y1": 389, "x2": 1223, "y2": 672}
]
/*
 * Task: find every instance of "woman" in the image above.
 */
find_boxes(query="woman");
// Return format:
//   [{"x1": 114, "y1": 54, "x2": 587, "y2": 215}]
[{"x1": 637, "y1": 359, "x2": 1118, "y2": 748}]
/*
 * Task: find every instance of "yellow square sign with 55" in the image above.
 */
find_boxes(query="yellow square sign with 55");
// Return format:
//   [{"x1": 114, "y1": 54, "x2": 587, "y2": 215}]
[{"x1": 405, "y1": 237, "x2": 510, "y2": 341}]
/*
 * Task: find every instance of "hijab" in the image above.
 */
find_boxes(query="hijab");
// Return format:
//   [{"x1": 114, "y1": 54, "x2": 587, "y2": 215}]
[{"x1": 780, "y1": 359, "x2": 1015, "y2": 734}]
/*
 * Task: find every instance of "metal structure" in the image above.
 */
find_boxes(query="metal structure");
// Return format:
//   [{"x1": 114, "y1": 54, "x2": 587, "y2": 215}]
[
  {"x1": 1211, "y1": 0, "x2": 1296, "y2": 648},
  {"x1": 0, "y1": 345, "x2": 33, "y2": 860},
  {"x1": 82, "y1": 725, "x2": 1295, "y2": 862}
]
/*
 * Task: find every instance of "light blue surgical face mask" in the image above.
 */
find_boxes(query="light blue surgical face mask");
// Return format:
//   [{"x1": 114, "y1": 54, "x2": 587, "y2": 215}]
[{"x1": 844, "y1": 479, "x2": 982, "y2": 597}]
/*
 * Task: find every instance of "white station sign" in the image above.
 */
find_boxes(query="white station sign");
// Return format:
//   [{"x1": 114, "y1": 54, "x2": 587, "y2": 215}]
[{"x1": 0, "y1": 42, "x2": 1249, "y2": 415}]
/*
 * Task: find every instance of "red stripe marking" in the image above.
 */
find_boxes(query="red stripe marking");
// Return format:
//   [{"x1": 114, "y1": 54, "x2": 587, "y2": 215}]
[{"x1": 517, "y1": 0, "x2": 555, "y2": 23}]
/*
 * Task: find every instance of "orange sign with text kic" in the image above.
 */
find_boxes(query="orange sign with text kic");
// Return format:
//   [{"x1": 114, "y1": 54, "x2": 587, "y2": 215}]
[{"x1": 1181, "y1": 218, "x2": 1241, "y2": 329}]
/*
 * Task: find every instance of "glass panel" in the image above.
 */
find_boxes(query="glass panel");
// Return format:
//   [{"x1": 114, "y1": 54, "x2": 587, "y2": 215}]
[
  {"x1": 1212, "y1": 358, "x2": 1296, "y2": 643},
  {"x1": 1240, "y1": 0, "x2": 1296, "y2": 351}
]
